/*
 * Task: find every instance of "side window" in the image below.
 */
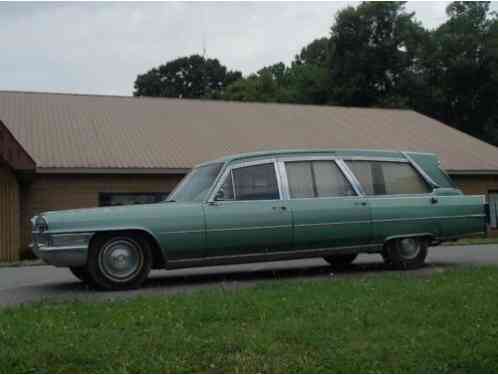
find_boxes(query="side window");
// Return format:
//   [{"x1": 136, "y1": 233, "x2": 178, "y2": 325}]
[
  {"x1": 346, "y1": 161, "x2": 431, "y2": 195},
  {"x1": 286, "y1": 161, "x2": 315, "y2": 198},
  {"x1": 232, "y1": 163, "x2": 280, "y2": 201},
  {"x1": 285, "y1": 160, "x2": 355, "y2": 199}
]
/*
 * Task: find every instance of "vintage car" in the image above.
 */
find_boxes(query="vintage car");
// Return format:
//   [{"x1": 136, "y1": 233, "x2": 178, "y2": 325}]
[{"x1": 31, "y1": 149, "x2": 488, "y2": 290}]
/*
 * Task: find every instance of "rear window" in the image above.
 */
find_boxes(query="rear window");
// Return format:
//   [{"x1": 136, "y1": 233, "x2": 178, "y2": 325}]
[{"x1": 346, "y1": 161, "x2": 431, "y2": 195}]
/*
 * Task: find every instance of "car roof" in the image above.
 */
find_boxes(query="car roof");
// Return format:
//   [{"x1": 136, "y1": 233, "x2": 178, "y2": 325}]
[{"x1": 196, "y1": 148, "x2": 436, "y2": 167}]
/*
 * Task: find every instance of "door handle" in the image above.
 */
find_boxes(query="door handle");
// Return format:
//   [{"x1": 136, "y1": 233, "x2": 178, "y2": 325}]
[
  {"x1": 355, "y1": 201, "x2": 367, "y2": 206},
  {"x1": 431, "y1": 197, "x2": 439, "y2": 204},
  {"x1": 272, "y1": 206, "x2": 287, "y2": 211}
]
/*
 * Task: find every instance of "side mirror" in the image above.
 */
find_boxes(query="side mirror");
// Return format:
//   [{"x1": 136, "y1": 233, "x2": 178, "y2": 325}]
[{"x1": 214, "y1": 188, "x2": 225, "y2": 201}]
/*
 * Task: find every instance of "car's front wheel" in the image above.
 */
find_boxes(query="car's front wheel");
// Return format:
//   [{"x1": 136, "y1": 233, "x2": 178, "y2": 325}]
[
  {"x1": 382, "y1": 237, "x2": 428, "y2": 269},
  {"x1": 87, "y1": 234, "x2": 152, "y2": 290},
  {"x1": 323, "y1": 253, "x2": 357, "y2": 268}
]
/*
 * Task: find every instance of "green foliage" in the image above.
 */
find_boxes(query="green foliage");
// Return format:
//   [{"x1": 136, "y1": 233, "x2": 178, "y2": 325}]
[
  {"x1": 2, "y1": 267, "x2": 498, "y2": 372},
  {"x1": 328, "y1": 2, "x2": 429, "y2": 107},
  {"x1": 133, "y1": 55, "x2": 242, "y2": 99},
  {"x1": 419, "y1": 1, "x2": 498, "y2": 142}
]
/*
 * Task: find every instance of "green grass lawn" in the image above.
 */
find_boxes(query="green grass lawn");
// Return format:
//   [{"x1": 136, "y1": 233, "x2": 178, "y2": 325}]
[{"x1": 1, "y1": 267, "x2": 498, "y2": 373}]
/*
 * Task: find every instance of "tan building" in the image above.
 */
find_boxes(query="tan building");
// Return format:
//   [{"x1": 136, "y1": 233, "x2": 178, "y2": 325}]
[{"x1": 1, "y1": 90, "x2": 498, "y2": 261}]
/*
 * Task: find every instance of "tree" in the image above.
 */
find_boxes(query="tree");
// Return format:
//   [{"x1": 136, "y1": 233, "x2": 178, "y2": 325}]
[
  {"x1": 294, "y1": 37, "x2": 331, "y2": 67},
  {"x1": 223, "y1": 63, "x2": 293, "y2": 103},
  {"x1": 418, "y1": 1, "x2": 498, "y2": 143},
  {"x1": 223, "y1": 38, "x2": 332, "y2": 105},
  {"x1": 133, "y1": 55, "x2": 242, "y2": 99},
  {"x1": 328, "y1": 2, "x2": 428, "y2": 107}
]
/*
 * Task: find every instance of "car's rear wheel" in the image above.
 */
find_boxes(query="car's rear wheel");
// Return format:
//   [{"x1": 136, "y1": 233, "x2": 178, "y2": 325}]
[
  {"x1": 69, "y1": 266, "x2": 91, "y2": 284},
  {"x1": 382, "y1": 237, "x2": 428, "y2": 269},
  {"x1": 87, "y1": 234, "x2": 152, "y2": 290},
  {"x1": 323, "y1": 253, "x2": 357, "y2": 268}
]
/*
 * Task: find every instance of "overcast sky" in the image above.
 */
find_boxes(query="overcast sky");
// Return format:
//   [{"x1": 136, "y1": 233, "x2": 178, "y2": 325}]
[{"x1": 1, "y1": 1, "x2": 495, "y2": 96}]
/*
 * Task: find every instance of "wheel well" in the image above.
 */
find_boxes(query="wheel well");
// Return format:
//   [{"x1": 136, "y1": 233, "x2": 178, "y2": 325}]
[
  {"x1": 89, "y1": 230, "x2": 166, "y2": 269},
  {"x1": 383, "y1": 234, "x2": 435, "y2": 251}
]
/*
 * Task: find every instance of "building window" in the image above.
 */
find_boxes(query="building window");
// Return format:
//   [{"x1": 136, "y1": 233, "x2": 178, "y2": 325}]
[
  {"x1": 99, "y1": 192, "x2": 169, "y2": 207},
  {"x1": 346, "y1": 161, "x2": 431, "y2": 195},
  {"x1": 488, "y1": 191, "x2": 498, "y2": 229}
]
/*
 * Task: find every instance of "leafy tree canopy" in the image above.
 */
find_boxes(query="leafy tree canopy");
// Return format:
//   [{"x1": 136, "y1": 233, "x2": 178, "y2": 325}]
[
  {"x1": 133, "y1": 55, "x2": 242, "y2": 99},
  {"x1": 328, "y1": 1, "x2": 428, "y2": 107}
]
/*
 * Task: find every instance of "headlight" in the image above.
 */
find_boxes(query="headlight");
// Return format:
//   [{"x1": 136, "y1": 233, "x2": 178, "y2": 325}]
[{"x1": 33, "y1": 216, "x2": 48, "y2": 233}]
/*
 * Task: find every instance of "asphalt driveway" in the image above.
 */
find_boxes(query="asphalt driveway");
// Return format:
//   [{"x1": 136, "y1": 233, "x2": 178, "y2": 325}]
[{"x1": 1, "y1": 244, "x2": 497, "y2": 307}]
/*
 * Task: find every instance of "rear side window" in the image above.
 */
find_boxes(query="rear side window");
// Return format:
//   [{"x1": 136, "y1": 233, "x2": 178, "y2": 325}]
[
  {"x1": 232, "y1": 163, "x2": 280, "y2": 201},
  {"x1": 286, "y1": 160, "x2": 355, "y2": 199},
  {"x1": 346, "y1": 161, "x2": 431, "y2": 195}
]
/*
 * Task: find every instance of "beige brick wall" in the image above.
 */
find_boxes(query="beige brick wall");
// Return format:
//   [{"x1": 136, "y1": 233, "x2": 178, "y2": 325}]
[
  {"x1": 20, "y1": 173, "x2": 184, "y2": 253},
  {"x1": 451, "y1": 174, "x2": 498, "y2": 195},
  {"x1": 0, "y1": 164, "x2": 21, "y2": 261},
  {"x1": 451, "y1": 174, "x2": 498, "y2": 236}
]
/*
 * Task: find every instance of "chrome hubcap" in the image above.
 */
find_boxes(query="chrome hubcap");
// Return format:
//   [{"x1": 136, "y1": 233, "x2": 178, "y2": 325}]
[
  {"x1": 398, "y1": 238, "x2": 420, "y2": 260},
  {"x1": 99, "y1": 239, "x2": 143, "y2": 282}
]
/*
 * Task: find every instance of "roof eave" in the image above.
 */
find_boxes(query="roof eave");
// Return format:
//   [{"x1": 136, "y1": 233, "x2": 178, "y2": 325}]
[{"x1": 36, "y1": 167, "x2": 191, "y2": 175}]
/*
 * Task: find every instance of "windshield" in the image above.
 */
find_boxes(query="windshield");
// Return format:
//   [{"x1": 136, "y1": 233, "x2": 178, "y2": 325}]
[{"x1": 168, "y1": 163, "x2": 224, "y2": 202}]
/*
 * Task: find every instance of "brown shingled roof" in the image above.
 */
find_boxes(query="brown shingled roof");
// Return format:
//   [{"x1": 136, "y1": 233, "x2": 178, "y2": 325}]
[{"x1": 0, "y1": 90, "x2": 497, "y2": 173}]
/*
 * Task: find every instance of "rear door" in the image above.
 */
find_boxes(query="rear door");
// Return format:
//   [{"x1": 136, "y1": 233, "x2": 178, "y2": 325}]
[
  {"x1": 281, "y1": 158, "x2": 372, "y2": 250},
  {"x1": 344, "y1": 159, "x2": 441, "y2": 242},
  {"x1": 203, "y1": 160, "x2": 292, "y2": 257}
]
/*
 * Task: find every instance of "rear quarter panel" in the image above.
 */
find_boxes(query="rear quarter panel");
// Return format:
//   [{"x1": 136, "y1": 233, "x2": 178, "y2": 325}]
[{"x1": 435, "y1": 195, "x2": 487, "y2": 239}]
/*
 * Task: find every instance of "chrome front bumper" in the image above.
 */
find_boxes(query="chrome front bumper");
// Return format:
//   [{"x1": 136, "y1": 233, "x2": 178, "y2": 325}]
[{"x1": 31, "y1": 232, "x2": 93, "y2": 267}]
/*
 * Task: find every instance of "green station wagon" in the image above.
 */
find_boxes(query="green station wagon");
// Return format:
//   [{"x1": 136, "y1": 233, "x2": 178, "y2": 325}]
[{"x1": 31, "y1": 149, "x2": 488, "y2": 290}]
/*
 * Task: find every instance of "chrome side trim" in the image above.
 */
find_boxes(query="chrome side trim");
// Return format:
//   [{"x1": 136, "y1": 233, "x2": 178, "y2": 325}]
[
  {"x1": 162, "y1": 214, "x2": 486, "y2": 236},
  {"x1": 293, "y1": 214, "x2": 485, "y2": 229},
  {"x1": 167, "y1": 243, "x2": 384, "y2": 268},
  {"x1": 336, "y1": 159, "x2": 365, "y2": 196},
  {"x1": 367, "y1": 194, "x2": 484, "y2": 200},
  {"x1": 295, "y1": 220, "x2": 370, "y2": 228},
  {"x1": 373, "y1": 214, "x2": 485, "y2": 223},
  {"x1": 36, "y1": 245, "x2": 89, "y2": 252},
  {"x1": 276, "y1": 159, "x2": 290, "y2": 200},
  {"x1": 207, "y1": 224, "x2": 292, "y2": 233},
  {"x1": 159, "y1": 229, "x2": 205, "y2": 235},
  {"x1": 340, "y1": 156, "x2": 407, "y2": 163}
]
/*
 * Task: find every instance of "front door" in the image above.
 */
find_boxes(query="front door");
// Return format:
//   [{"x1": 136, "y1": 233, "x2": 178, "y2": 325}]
[
  {"x1": 204, "y1": 161, "x2": 292, "y2": 257},
  {"x1": 283, "y1": 159, "x2": 372, "y2": 250}
]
